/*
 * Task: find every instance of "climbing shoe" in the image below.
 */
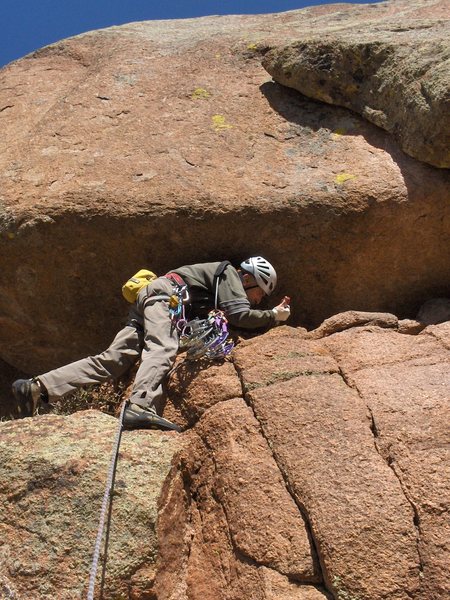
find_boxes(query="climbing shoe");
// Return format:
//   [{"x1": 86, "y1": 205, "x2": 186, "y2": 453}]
[
  {"x1": 122, "y1": 403, "x2": 181, "y2": 432},
  {"x1": 11, "y1": 378, "x2": 43, "y2": 417}
]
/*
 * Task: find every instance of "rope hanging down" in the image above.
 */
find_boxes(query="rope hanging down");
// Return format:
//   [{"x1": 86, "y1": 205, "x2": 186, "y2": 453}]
[
  {"x1": 87, "y1": 400, "x2": 127, "y2": 600},
  {"x1": 87, "y1": 290, "x2": 233, "y2": 598}
]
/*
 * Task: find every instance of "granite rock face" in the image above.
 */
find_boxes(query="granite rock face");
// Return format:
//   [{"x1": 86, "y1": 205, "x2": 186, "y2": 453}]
[
  {"x1": 232, "y1": 323, "x2": 450, "y2": 600},
  {"x1": 0, "y1": 1, "x2": 449, "y2": 376},
  {"x1": 1, "y1": 320, "x2": 449, "y2": 599},
  {"x1": 1, "y1": 3, "x2": 449, "y2": 593},
  {"x1": 0, "y1": 411, "x2": 182, "y2": 599},
  {"x1": 262, "y1": 0, "x2": 450, "y2": 168},
  {"x1": 155, "y1": 400, "x2": 327, "y2": 600}
]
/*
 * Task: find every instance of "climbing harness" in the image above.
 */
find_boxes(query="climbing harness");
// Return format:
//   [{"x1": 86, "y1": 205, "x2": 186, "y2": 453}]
[
  {"x1": 166, "y1": 264, "x2": 235, "y2": 361},
  {"x1": 87, "y1": 400, "x2": 127, "y2": 600}
]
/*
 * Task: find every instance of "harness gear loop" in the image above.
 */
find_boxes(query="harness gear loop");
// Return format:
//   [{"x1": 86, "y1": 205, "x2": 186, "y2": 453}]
[
  {"x1": 166, "y1": 265, "x2": 234, "y2": 360},
  {"x1": 168, "y1": 284, "x2": 190, "y2": 329},
  {"x1": 143, "y1": 293, "x2": 172, "y2": 309},
  {"x1": 179, "y1": 309, "x2": 234, "y2": 361}
]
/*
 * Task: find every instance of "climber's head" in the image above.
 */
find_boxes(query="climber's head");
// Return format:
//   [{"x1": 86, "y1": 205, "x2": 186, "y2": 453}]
[{"x1": 240, "y1": 256, "x2": 277, "y2": 306}]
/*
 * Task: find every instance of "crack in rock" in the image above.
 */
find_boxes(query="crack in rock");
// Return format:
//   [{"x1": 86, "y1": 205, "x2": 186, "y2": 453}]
[
  {"x1": 336, "y1": 365, "x2": 426, "y2": 580},
  {"x1": 231, "y1": 357, "x2": 329, "y2": 594}
]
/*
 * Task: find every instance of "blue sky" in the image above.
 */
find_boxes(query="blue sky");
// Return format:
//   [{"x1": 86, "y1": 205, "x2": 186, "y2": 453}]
[{"x1": 1, "y1": 0, "x2": 380, "y2": 68}]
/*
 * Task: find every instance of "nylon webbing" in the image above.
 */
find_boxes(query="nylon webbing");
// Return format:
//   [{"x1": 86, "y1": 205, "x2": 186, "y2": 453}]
[{"x1": 143, "y1": 293, "x2": 171, "y2": 308}]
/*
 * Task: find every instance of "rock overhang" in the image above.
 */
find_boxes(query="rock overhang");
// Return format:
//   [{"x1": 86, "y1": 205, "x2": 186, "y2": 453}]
[{"x1": 0, "y1": 0, "x2": 449, "y2": 373}]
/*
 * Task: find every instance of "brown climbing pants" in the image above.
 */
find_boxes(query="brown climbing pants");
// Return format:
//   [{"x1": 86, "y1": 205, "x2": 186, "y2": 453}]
[{"x1": 39, "y1": 277, "x2": 180, "y2": 411}]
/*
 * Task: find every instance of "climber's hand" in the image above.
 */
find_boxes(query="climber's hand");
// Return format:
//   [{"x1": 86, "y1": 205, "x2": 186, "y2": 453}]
[{"x1": 272, "y1": 297, "x2": 291, "y2": 322}]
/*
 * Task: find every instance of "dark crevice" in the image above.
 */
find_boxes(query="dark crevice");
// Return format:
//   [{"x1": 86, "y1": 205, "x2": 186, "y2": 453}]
[
  {"x1": 243, "y1": 369, "x2": 336, "y2": 393},
  {"x1": 369, "y1": 410, "x2": 379, "y2": 438},
  {"x1": 231, "y1": 358, "x2": 331, "y2": 595},
  {"x1": 209, "y1": 483, "x2": 259, "y2": 569},
  {"x1": 386, "y1": 458, "x2": 425, "y2": 577}
]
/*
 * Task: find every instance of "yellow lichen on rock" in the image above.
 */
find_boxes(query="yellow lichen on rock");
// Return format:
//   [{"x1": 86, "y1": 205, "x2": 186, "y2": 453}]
[
  {"x1": 212, "y1": 114, "x2": 233, "y2": 131},
  {"x1": 191, "y1": 87, "x2": 210, "y2": 100},
  {"x1": 335, "y1": 173, "x2": 357, "y2": 185}
]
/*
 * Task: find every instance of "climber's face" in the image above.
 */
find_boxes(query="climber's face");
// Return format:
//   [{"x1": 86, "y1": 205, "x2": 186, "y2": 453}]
[{"x1": 242, "y1": 273, "x2": 265, "y2": 306}]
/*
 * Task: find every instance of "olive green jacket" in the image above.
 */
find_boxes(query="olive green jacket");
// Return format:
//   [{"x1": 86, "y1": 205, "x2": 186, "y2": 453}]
[{"x1": 173, "y1": 262, "x2": 275, "y2": 329}]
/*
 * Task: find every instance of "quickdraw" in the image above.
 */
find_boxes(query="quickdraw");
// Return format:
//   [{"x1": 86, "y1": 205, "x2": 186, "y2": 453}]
[
  {"x1": 178, "y1": 309, "x2": 234, "y2": 360},
  {"x1": 168, "y1": 284, "x2": 234, "y2": 361},
  {"x1": 168, "y1": 285, "x2": 190, "y2": 327}
]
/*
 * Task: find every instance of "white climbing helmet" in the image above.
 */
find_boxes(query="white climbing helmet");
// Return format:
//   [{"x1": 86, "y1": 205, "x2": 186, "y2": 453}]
[{"x1": 240, "y1": 256, "x2": 277, "y2": 296}]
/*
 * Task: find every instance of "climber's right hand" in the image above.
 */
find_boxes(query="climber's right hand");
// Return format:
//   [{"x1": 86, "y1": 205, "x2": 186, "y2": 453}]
[{"x1": 272, "y1": 297, "x2": 291, "y2": 322}]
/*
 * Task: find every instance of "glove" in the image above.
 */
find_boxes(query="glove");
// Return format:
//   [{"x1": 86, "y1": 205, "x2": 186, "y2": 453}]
[{"x1": 272, "y1": 305, "x2": 291, "y2": 322}]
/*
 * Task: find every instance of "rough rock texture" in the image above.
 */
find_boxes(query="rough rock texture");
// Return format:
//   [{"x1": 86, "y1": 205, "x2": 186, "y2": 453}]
[
  {"x1": 307, "y1": 309, "x2": 400, "y2": 338},
  {"x1": 1, "y1": 320, "x2": 449, "y2": 599},
  {"x1": 164, "y1": 359, "x2": 243, "y2": 429},
  {"x1": 323, "y1": 324, "x2": 450, "y2": 600},
  {"x1": 0, "y1": 411, "x2": 182, "y2": 599},
  {"x1": 1, "y1": 2, "x2": 449, "y2": 595},
  {"x1": 262, "y1": 0, "x2": 450, "y2": 168},
  {"x1": 233, "y1": 323, "x2": 450, "y2": 599},
  {"x1": 0, "y1": 0, "x2": 449, "y2": 376},
  {"x1": 154, "y1": 400, "x2": 327, "y2": 600},
  {"x1": 234, "y1": 328, "x2": 419, "y2": 599}
]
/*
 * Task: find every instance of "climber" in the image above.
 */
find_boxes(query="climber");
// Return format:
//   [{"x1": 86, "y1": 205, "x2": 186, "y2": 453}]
[{"x1": 12, "y1": 257, "x2": 291, "y2": 431}]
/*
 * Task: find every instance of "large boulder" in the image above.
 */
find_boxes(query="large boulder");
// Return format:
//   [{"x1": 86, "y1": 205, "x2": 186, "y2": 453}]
[
  {"x1": 1, "y1": 320, "x2": 448, "y2": 599},
  {"x1": 0, "y1": 411, "x2": 182, "y2": 599},
  {"x1": 0, "y1": 1, "x2": 449, "y2": 376},
  {"x1": 232, "y1": 323, "x2": 450, "y2": 600},
  {"x1": 322, "y1": 323, "x2": 450, "y2": 600},
  {"x1": 154, "y1": 400, "x2": 327, "y2": 600},
  {"x1": 262, "y1": 0, "x2": 450, "y2": 168}
]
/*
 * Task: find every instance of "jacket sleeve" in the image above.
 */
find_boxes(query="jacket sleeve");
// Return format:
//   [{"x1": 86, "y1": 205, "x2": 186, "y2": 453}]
[
  {"x1": 217, "y1": 267, "x2": 276, "y2": 329},
  {"x1": 225, "y1": 306, "x2": 275, "y2": 329}
]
